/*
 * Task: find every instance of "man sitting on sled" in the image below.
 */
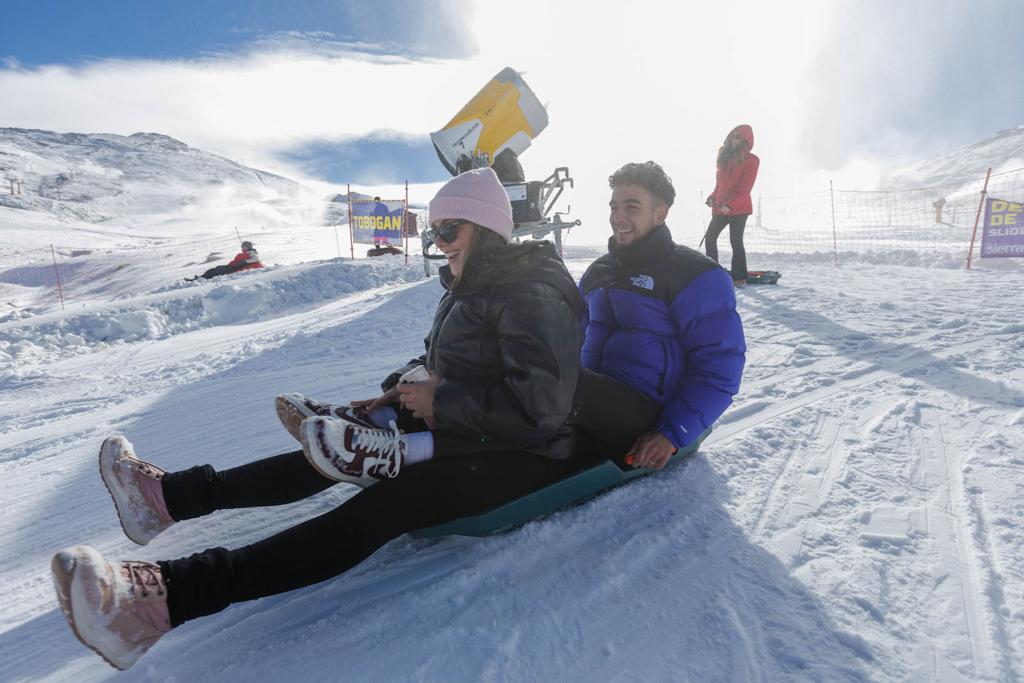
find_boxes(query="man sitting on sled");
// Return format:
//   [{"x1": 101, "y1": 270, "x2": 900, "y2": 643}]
[{"x1": 572, "y1": 160, "x2": 746, "y2": 469}]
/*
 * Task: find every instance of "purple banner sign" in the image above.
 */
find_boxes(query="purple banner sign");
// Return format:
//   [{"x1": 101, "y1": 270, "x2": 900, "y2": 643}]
[
  {"x1": 981, "y1": 197, "x2": 1024, "y2": 258},
  {"x1": 351, "y1": 199, "x2": 406, "y2": 245}
]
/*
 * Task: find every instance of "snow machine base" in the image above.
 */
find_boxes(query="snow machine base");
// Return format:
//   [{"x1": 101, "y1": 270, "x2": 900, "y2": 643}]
[
  {"x1": 411, "y1": 427, "x2": 711, "y2": 539},
  {"x1": 421, "y1": 167, "x2": 580, "y2": 276},
  {"x1": 746, "y1": 270, "x2": 781, "y2": 285}
]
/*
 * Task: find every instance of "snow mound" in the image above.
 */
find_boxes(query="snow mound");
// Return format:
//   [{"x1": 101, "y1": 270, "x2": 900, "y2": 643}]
[{"x1": 0, "y1": 257, "x2": 425, "y2": 370}]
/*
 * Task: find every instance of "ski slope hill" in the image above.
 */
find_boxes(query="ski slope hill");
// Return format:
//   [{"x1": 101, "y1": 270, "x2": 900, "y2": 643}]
[
  {"x1": 1, "y1": 126, "x2": 1023, "y2": 681},
  {"x1": 884, "y1": 125, "x2": 1024, "y2": 190},
  {"x1": 0, "y1": 128, "x2": 325, "y2": 249}
]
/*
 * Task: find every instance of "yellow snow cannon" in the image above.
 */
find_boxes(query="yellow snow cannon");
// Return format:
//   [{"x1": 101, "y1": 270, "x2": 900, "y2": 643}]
[{"x1": 430, "y1": 67, "x2": 549, "y2": 177}]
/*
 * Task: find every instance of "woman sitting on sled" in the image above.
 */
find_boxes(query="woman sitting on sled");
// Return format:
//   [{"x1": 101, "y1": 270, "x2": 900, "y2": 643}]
[{"x1": 51, "y1": 167, "x2": 596, "y2": 671}]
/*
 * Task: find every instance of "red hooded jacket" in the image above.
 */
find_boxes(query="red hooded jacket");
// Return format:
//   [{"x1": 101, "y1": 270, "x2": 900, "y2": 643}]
[
  {"x1": 227, "y1": 248, "x2": 264, "y2": 271},
  {"x1": 709, "y1": 125, "x2": 759, "y2": 216}
]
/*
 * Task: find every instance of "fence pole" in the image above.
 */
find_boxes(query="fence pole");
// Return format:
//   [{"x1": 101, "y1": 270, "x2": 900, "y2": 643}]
[
  {"x1": 50, "y1": 244, "x2": 66, "y2": 312},
  {"x1": 347, "y1": 184, "x2": 355, "y2": 260},
  {"x1": 333, "y1": 204, "x2": 343, "y2": 260},
  {"x1": 404, "y1": 180, "x2": 410, "y2": 266},
  {"x1": 965, "y1": 167, "x2": 992, "y2": 270},
  {"x1": 830, "y1": 180, "x2": 838, "y2": 267}
]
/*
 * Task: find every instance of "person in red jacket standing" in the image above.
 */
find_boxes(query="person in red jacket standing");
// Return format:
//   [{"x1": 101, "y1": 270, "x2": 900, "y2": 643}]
[{"x1": 704, "y1": 125, "x2": 759, "y2": 286}]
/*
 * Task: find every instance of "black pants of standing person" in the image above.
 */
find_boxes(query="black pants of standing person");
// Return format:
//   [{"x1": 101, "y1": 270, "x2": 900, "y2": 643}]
[{"x1": 705, "y1": 213, "x2": 750, "y2": 282}]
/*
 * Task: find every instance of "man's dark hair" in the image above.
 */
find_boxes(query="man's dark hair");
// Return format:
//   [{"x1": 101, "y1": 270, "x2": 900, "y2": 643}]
[{"x1": 609, "y1": 161, "x2": 675, "y2": 207}]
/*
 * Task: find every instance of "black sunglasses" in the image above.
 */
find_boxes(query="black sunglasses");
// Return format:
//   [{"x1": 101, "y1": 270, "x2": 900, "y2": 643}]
[{"x1": 428, "y1": 219, "x2": 471, "y2": 244}]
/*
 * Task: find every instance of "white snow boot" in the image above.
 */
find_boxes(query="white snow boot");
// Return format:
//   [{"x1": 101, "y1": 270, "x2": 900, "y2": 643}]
[
  {"x1": 51, "y1": 545, "x2": 171, "y2": 671},
  {"x1": 276, "y1": 393, "x2": 377, "y2": 442},
  {"x1": 99, "y1": 436, "x2": 175, "y2": 545},
  {"x1": 300, "y1": 416, "x2": 405, "y2": 486}
]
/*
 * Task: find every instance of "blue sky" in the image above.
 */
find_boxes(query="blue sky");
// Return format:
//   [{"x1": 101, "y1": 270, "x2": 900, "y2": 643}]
[
  {"x1": 1, "y1": 0, "x2": 1023, "y2": 242},
  {"x1": 0, "y1": 1, "x2": 469, "y2": 185},
  {"x1": 0, "y1": 0, "x2": 472, "y2": 65}
]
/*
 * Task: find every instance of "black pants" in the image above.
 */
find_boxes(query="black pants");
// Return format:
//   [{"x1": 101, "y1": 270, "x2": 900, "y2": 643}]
[
  {"x1": 157, "y1": 371, "x2": 658, "y2": 627},
  {"x1": 571, "y1": 369, "x2": 661, "y2": 458},
  {"x1": 200, "y1": 264, "x2": 244, "y2": 279},
  {"x1": 705, "y1": 213, "x2": 749, "y2": 281},
  {"x1": 159, "y1": 451, "x2": 581, "y2": 626}
]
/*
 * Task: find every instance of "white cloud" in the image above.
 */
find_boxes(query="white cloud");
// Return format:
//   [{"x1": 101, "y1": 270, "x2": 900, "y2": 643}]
[
  {"x1": 461, "y1": 0, "x2": 837, "y2": 242},
  {"x1": 9, "y1": 1, "x2": 1016, "y2": 244},
  {"x1": 1, "y1": 51, "x2": 455, "y2": 159}
]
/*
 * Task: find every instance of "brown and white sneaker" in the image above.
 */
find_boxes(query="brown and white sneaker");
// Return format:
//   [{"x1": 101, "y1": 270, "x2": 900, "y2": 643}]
[
  {"x1": 300, "y1": 416, "x2": 405, "y2": 487},
  {"x1": 99, "y1": 436, "x2": 175, "y2": 546},
  {"x1": 51, "y1": 545, "x2": 172, "y2": 671},
  {"x1": 275, "y1": 393, "x2": 377, "y2": 442}
]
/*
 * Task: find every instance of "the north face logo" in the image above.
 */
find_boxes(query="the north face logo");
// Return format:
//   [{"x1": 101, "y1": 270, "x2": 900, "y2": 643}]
[{"x1": 630, "y1": 274, "x2": 655, "y2": 290}]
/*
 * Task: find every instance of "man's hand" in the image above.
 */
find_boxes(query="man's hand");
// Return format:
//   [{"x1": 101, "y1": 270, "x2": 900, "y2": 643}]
[
  {"x1": 397, "y1": 370, "x2": 441, "y2": 423},
  {"x1": 351, "y1": 386, "x2": 399, "y2": 413},
  {"x1": 626, "y1": 431, "x2": 677, "y2": 470}
]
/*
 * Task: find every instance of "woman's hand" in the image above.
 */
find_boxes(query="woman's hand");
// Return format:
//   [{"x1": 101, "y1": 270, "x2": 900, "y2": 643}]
[
  {"x1": 351, "y1": 386, "x2": 400, "y2": 413},
  {"x1": 397, "y1": 370, "x2": 441, "y2": 424},
  {"x1": 720, "y1": 204, "x2": 733, "y2": 215}
]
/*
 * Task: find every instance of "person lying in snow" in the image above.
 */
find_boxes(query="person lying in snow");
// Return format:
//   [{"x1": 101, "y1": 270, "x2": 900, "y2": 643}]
[
  {"x1": 50, "y1": 167, "x2": 595, "y2": 671},
  {"x1": 186, "y1": 240, "x2": 263, "y2": 281}
]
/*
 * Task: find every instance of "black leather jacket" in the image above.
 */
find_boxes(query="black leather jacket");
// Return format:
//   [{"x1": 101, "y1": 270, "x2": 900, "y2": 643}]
[{"x1": 383, "y1": 241, "x2": 584, "y2": 459}]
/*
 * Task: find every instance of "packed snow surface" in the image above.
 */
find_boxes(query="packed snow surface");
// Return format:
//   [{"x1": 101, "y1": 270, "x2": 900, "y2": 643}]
[
  {"x1": 0, "y1": 245, "x2": 1021, "y2": 682},
  {"x1": 1, "y1": 127, "x2": 1023, "y2": 682}
]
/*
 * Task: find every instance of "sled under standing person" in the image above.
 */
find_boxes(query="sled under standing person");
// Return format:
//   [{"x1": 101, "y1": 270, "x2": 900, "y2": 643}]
[
  {"x1": 704, "y1": 125, "x2": 759, "y2": 287},
  {"x1": 366, "y1": 242, "x2": 403, "y2": 257},
  {"x1": 186, "y1": 240, "x2": 264, "y2": 281},
  {"x1": 50, "y1": 167, "x2": 590, "y2": 671}
]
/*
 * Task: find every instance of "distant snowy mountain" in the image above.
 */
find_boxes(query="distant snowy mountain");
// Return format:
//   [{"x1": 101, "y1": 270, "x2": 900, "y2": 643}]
[
  {"x1": 884, "y1": 124, "x2": 1024, "y2": 189},
  {"x1": 0, "y1": 128, "x2": 326, "y2": 248}
]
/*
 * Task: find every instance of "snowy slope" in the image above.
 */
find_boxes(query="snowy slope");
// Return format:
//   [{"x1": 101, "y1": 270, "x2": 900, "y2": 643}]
[
  {"x1": 885, "y1": 125, "x2": 1024, "y2": 190},
  {"x1": 1, "y1": 127, "x2": 1023, "y2": 682},
  {"x1": 0, "y1": 128, "x2": 326, "y2": 249},
  {"x1": 1, "y1": 249, "x2": 1021, "y2": 682}
]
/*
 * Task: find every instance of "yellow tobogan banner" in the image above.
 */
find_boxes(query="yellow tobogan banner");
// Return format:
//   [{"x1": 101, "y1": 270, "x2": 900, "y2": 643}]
[{"x1": 430, "y1": 67, "x2": 548, "y2": 175}]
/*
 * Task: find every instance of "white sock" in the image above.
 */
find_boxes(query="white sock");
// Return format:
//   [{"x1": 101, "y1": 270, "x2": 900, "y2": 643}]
[
  {"x1": 403, "y1": 431, "x2": 434, "y2": 465},
  {"x1": 367, "y1": 406, "x2": 398, "y2": 428}
]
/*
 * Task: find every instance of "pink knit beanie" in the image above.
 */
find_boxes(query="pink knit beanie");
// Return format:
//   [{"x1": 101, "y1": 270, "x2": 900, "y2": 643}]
[{"x1": 428, "y1": 167, "x2": 514, "y2": 242}]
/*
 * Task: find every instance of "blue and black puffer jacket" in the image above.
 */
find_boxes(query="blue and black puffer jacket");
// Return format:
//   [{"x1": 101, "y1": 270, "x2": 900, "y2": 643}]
[{"x1": 579, "y1": 225, "x2": 746, "y2": 449}]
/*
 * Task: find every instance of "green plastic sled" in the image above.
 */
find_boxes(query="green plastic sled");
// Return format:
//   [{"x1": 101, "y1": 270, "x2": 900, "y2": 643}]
[{"x1": 411, "y1": 427, "x2": 712, "y2": 538}]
